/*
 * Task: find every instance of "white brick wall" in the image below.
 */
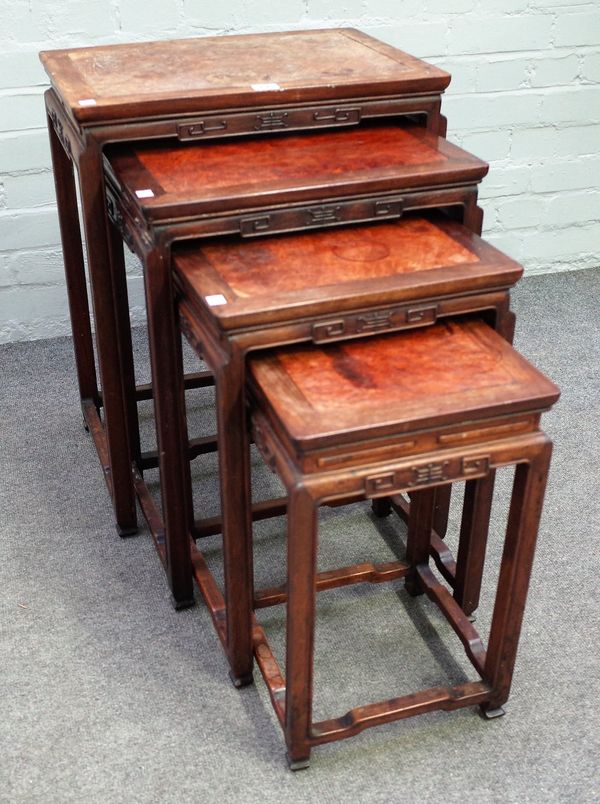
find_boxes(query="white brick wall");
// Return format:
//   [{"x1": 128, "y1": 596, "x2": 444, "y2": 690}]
[{"x1": 0, "y1": 0, "x2": 598, "y2": 343}]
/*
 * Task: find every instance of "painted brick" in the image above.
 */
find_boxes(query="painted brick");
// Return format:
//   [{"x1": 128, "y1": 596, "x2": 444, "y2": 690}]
[
  {"x1": 120, "y1": 0, "x2": 180, "y2": 33},
  {"x1": 0, "y1": 285, "x2": 69, "y2": 327},
  {"x1": 480, "y1": 230, "x2": 523, "y2": 261},
  {"x1": 531, "y1": 157, "x2": 600, "y2": 193},
  {"x1": 524, "y1": 254, "x2": 599, "y2": 275},
  {"x1": 529, "y1": 54, "x2": 580, "y2": 88},
  {"x1": 3, "y1": 0, "x2": 49, "y2": 44},
  {"x1": 479, "y1": 164, "x2": 532, "y2": 198},
  {"x1": 473, "y1": 0, "x2": 529, "y2": 11},
  {"x1": 123, "y1": 275, "x2": 147, "y2": 313},
  {"x1": 448, "y1": 15, "x2": 553, "y2": 56},
  {"x1": 426, "y1": 0, "x2": 477, "y2": 13},
  {"x1": 581, "y1": 53, "x2": 600, "y2": 84},
  {"x1": 0, "y1": 181, "x2": 5, "y2": 210},
  {"x1": 512, "y1": 123, "x2": 600, "y2": 162},
  {"x1": 238, "y1": 0, "x2": 307, "y2": 26},
  {"x1": 364, "y1": 22, "x2": 449, "y2": 59},
  {"x1": 0, "y1": 131, "x2": 51, "y2": 172},
  {"x1": 554, "y1": 124, "x2": 600, "y2": 157},
  {"x1": 184, "y1": 0, "x2": 306, "y2": 30},
  {"x1": 445, "y1": 92, "x2": 543, "y2": 130},
  {"x1": 124, "y1": 251, "x2": 143, "y2": 277},
  {"x1": 494, "y1": 196, "x2": 549, "y2": 230},
  {"x1": 7, "y1": 248, "x2": 65, "y2": 286},
  {"x1": 476, "y1": 57, "x2": 530, "y2": 93},
  {"x1": 540, "y1": 87, "x2": 600, "y2": 124},
  {"x1": 29, "y1": 0, "x2": 115, "y2": 41},
  {"x1": 530, "y1": 0, "x2": 586, "y2": 6},
  {"x1": 430, "y1": 59, "x2": 478, "y2": 95},
  {"x1": 0, "y1": 253, "x2": 13, "y2": 287},
  {"x1": 308, "y1": 0, "x2": 366, "y2": 17},
  {"x1": 0, "y1": 315, "x2": 72, "y2": 343},
  {"x1": 554, "y1": 11, "x2": 600, "y2": 48},
  {"x1": 0, "y1": 52, "x2": 48, "y2": 90},
  {"x1": 511, "y1": 127, "x2": 558, "y2": 160},
  {"x1": 2, "y1": 172, "x2": 57, "y2": 209},
  {"x1": 519, "y1": 223, "x2": 600, "y2": 260},
  {"x1": 182, "y1": 2, "x2": 244, "y2": 30},
  {"x1": 0, "y1": 92, "x2": 47, "y2": 134},
  {"x1": 546, "y1": 191, "x2": 600, "y2": 227},
  {"x1": 0, "y1": 209, "x2": 61, "y2": 251},
  {"x1": 459, "y1": 129, "x2": 512, "y2": 162},
  {"x1": 357, "y1": 0, "x2": 422, "y2": 17}
]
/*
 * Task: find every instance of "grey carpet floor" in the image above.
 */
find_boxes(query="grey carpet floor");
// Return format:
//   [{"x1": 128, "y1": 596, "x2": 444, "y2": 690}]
[{"x1": 1, "y1": 269, "x2": 599, "y2": 803}]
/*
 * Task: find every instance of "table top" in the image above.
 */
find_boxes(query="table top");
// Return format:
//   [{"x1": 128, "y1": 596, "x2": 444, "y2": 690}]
[
  {"x1": 174, "y1": 213, "x2": 522, "y2": 330},
  {"x1": 40, "y1": 28, "x2": 450, "y2": 125},
  {"x1": 106, "y1": 122, "x2": 487, "y2": 220},
  {"x1": 248, "y1": 319, "x2": 559, "y2": 451}
]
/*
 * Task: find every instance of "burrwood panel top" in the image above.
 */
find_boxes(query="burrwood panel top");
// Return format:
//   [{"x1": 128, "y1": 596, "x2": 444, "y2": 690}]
[
  {"x1": 105, "y1": 123, "x2": 486, "y2": 220},
  {"x1": 248, "y1": 319, "x2": 560, "y2": 449},
  {"x1": 173, "y1": 214, "x2": 522, "y2": 329},
  {"x1": 39, "y1": 28, "x2": 450, "y2": 124}
]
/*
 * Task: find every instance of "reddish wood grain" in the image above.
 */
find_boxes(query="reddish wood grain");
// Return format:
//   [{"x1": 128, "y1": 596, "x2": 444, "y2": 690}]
[
  {"x1": 184, "y1": 217, "x2": 479, "y2": 299},
  {"x1": 40, "y1": 29, "x2": 450, "y2": 123},
  {"x1": 132, "y1": 126, "x2": 446, "y2": 196},
  {"x1": 248, "y1": 319, "x2": 560, "y2": 449},
  {"x1": 106, "y1": 124, "x2": 488, "y2": 218},
  {"x1": 173, "y1": 213, "x2": 522, "y2": 331}
]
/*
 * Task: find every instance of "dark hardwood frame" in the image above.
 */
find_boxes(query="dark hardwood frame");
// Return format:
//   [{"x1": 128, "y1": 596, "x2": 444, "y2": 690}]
[
  {"x1": 99, "y1": 110, "x2": 493, "y2": 609},
  {"x1": 248, "y1": 407, "x2": 553, "y2": 768},
  {"x1": 238, "y1": 318, "x2": 558, "y2": 767},
  {"x1": 44, "y1": 84, "x2": 446, "y2": 590},
  {"x1": 175, "y1": 218, "x2": 518, "y2": 683}
]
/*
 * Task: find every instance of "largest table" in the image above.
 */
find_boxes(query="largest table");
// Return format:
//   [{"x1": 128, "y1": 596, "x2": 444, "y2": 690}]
[{"x1": 41, "y1": 28, "x2": 450, "y2": 604}]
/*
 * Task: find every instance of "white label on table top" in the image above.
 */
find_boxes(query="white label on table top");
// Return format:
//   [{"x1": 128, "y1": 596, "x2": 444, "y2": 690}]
[
  {"x1": 251, "y1": 82, "x2": 282, "y2": 92},
  {"x1": 205, "y1": 294, "x2": 228, "y2": 307},
  {"x1": 135, "y1": 189, "x2": 155, "y2": 199},
  {"x1": 78, "y1": 98, "x2": 97, "y2": 107}
]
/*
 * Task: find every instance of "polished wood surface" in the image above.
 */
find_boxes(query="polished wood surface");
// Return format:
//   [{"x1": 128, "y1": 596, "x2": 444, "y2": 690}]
[
  {"x1": 40, "y1": 28, "x2": 450, "y2": 123},
  {"x1": 175, "y1": 217, "x2": 521, "y2": 676},
  {"x1": 244, "y1": 320, "x2": 557, "y2": 767},
  {"x1": 41, "y1": 27, "x2": 451, "y2": 608},
  {"x1": 173, "y1": 214, "x2": 521, "y2": 329},
  {"x1": 106, "y1": 123, "x2": 487, "y2": 219},
  {"x1": 248, "y1": 319, "x2": 560, "y2": 450}
]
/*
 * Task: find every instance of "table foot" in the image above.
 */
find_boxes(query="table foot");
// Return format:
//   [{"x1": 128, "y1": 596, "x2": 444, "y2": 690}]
[
  {"x1": 371, "y1": 497, "x2": 392, "y2": 518},
  {"x1": 170, "y1": 594, "x2": 196, "y2": 611},
  {"x1": 229, "y1": 669, "x2": 254, "y2": 689},
  {"x1": 116, "y1": 524, "x2": 138, "y2": 538},
  {"x1": 286, "y1": 754, "x2": 310, "y2": 771},
  {"x1": 480, "y1": 705, "x2": 506, "y2": 720}
]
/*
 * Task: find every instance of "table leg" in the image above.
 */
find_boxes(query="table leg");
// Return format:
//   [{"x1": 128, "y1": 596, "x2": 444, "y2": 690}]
[
  {"x1": 77, "y1": 144, "x2": 137, "y2": 535},
  {"x1": 107, "y1": 223, "x2": 142, "y2": 468},
  {"x1": 481, "y1": 438, "x2": 552, "y2": 715},
  {"x1": 405, "y1": 488, "x2": 436, "y2": 596},
  {"x1": 46, "y1": 112, "x2": 99, "y2": 413},
  {"x1": 453, "y1": 473, "x2": 495, "y2": 617},
  {"x1": 432, "y1": 484, "x2": 451, "y2": 539},
  {"x1": 215, "y1": 352, "x2": 254, "y2": 685},
  {"x1": 284, "y1": 484, "x2": 317, "y2": 770},
  {"x1": 141, "y1": 246, "x2": 194, "y2": 607}
]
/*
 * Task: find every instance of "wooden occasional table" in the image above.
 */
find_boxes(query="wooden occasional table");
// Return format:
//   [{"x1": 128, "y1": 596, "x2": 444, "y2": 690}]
[
  {"x1": 174, "y1": 215, "x2": 522, "y2": 684},
  {"x1": 40, "y1": 29, "x2": 450, "y2": 554},
  {"x1": 104, "y1": 124, "x2": 489, "y2": 614},
  {"x1": 245, "y1": 319, "x2": 559, "y2": 768}
]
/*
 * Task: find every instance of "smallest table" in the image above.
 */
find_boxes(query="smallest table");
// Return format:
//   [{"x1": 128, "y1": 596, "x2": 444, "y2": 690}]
[{"x1": 246, "y1": 318, "x2": 559, "y2": 769}]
